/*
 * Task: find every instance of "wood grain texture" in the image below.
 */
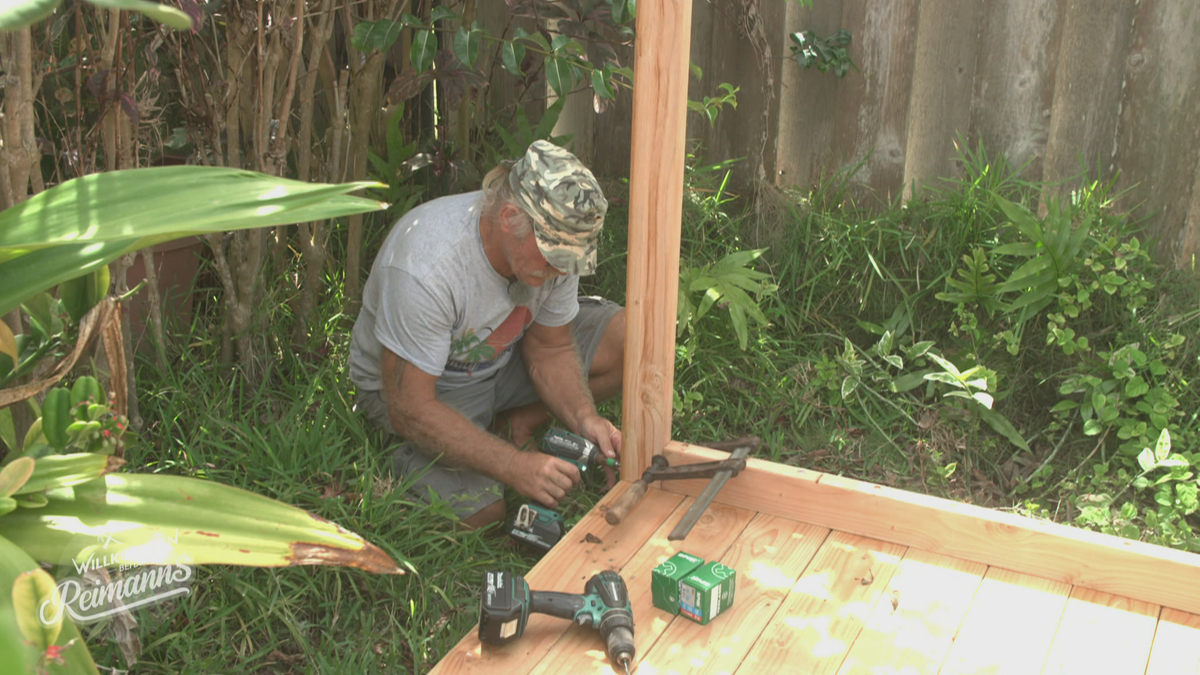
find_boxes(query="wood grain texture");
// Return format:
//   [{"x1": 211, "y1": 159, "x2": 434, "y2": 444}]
[
  {"x1": 660, "y1": 442, "x2": 1200, "y2": 615},
  {"x1": 735, "y1": 531, "x2": 907, "y2": 675},
  {"x1": 775, "y1": 0, "x2": 845, "y2": 192},
  {"x1": 938, "y1": 568, "x2": 1070, "y2": 675},
  {"x1": 901, "y1": 0, "x2": 983, "y2": 199},
  {"x1": 636, "y1": 514, "x2": 830, "y2": 675},
  {"x1": 968, "y1": 0, "x2": 1063, "y2": 183},
  {"x1": 527, "y1": 494, "x2": 754, "y2": 675},
  {"x1": 621, "y1": 0, "x2": 693, "y2": 479},
  {"x1": 1041, "y1": 0, "x2": 1135, "y2": 196},
  {"x1": 1145, "y1": 608, "x2": 1200, "y2": 675},
  {"x1": 1041, "y1": 587, "x2": 1159, "y2": 674},
  {"x1": 827, "y1": 0, "x2": 921, "y2": 203},
  {"x1": 428, "y1": 483, "x2": 683, "y2": 675},
  {"x1": 836, "y1": 548, "x2": 985, "y2": 675},
  {"x1": 1114, "y1": 0, "x2": 1200, "y2": 266}
]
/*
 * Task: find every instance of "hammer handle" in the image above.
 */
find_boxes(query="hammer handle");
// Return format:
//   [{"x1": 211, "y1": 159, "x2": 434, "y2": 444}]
[{"x1": 605, "y1": 480, "x2": 649, "y2": 525}]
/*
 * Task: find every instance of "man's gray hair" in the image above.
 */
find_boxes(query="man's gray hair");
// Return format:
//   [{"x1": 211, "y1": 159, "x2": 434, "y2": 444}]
[{"x1": 482, "y1": 164, "x2": 532, "y2": 238}]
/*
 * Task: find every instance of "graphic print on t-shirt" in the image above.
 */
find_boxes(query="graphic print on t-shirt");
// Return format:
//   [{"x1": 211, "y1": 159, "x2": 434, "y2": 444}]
[{"x1": 445, "y1": 306, "x2": 533, "y2": 374}]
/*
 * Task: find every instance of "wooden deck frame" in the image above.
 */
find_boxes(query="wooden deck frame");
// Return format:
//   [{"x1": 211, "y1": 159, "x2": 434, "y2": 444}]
[{"x1": 429, "y1": 1, "x2": 1200, "y2": 672}]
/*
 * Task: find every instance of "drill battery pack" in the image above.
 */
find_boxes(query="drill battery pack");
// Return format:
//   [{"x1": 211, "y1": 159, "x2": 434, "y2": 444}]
[{"x1": 508, "y1": 504, "x2": 565, "y2": 553}]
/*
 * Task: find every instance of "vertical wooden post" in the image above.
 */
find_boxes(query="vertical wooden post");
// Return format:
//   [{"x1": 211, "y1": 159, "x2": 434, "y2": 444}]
[{"x1": 621, "y1": 0, "x2": 693, "y2": 479}]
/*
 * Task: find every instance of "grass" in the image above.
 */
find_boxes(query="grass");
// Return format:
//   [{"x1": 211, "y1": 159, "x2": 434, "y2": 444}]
[{"x1": 81, "y1": 145, "x2": 1200, "y2": 672}]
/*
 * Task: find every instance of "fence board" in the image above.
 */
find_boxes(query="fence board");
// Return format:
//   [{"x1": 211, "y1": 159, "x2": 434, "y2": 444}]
[
  {"x1": 776, "y1": 0, "x2": 845, "y2": 193},
  {"x1": 1041, "y1": 0, "x2": 1136, "y2": 196},
  {"x1": 968, "y1": 0, "x2": 1063, "y2": 182},
  {"x1": 1115, "y1": 0, "x2": 1200, "y2": 267},
  {"x1": 827, "y1": 0, "x2": 921, "y2": 204},
  {"x1": 901, "y1": 0, "x2": 984, "y2": 198}
]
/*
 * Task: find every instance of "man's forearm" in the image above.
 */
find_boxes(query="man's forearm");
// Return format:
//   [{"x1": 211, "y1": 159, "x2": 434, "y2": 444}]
[
  {"x1": 389, "y1": 396, "x2": 522, "y2": 484},
  {"x1": 524, "y1": 342, "x2": 596, "y2": 431}
]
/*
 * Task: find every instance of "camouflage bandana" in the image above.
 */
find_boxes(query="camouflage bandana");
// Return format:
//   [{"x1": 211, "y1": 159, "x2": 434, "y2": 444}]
[{"x1": 508, "y1": 140, "x2": 608, "y2": 276}]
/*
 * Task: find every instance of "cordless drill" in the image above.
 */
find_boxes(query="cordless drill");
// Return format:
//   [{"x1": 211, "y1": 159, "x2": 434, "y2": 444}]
[
  {"x1": 479, "y1": 569, "x2": 636, "y2": 674},
  {"x1": 508, "y1": 429, "x2": 619, "y2": 552}
]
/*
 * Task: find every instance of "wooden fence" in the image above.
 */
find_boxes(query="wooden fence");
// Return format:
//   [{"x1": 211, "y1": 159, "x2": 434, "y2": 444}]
[{"x1": 572, "y1": 0, "x2": 1200, "y2": 270}]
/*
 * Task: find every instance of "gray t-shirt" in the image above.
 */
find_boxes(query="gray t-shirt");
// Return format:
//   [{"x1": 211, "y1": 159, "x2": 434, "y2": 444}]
[{"x1": 348, "y1": 191, "x2": 580, "y2": 392}]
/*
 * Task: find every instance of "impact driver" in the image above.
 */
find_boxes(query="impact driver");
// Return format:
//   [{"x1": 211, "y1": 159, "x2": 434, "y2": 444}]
[
  {"x1": 508, "y1": 429, "x2": 620, "y2": 552},
  {"x1": 479, "y1": 569, "x2": 636, "y2": 674}
]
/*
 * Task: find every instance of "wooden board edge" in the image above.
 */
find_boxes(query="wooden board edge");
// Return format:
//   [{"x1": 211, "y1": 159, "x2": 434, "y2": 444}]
[{"x1": 658, "y1": 441, "x2": 1200, "y2": 616}]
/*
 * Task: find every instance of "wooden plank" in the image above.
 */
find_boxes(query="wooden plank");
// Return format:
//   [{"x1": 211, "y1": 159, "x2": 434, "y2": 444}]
[
  {"x1": 968, "y1": 0, "x2": 1064, "y2": 183},
  {"x1": 621, "y1": 0, "x2": 694, "y2": 478},
  {"x1": 827, "y1": 0, "x2": 921, "y2": 203},
  {"x1": 1114, "y1": 0, "x2": 1200, "y2": 266},
  {"x1": 1041, "y1": 587, "x2": 1159, "y2": 673},
  {"x1": 836, "y1": 549, "x2": 985, "y2": 675},
  {"x1": 736, "y1": 531, "x2": 907, "y2": 675},
  {"x1": 428, "y1": 483, "x2": 684, "y2": 675},
  {"x1": 1041, "y1": 0, "x2": 1135, "y2": 197},
  {"x1": 1145, "y1": 608, "x2": 1200, "y2": 675},
  {"x1": 527, "y1": 493, "x2": 754, "y2": 675},
  {"x1": 938, "y1": 568, "x2": 1070, "y2": 675},
  {"x1": 775, "y1": 0, "x2": 845, "y2": 192},
  {"x1": 660, "y1": 442, "x2": 1200, "y2": 616},
  {"x1": 635, "y1": 514, "x2": 830, "y2": 675},
  {"x1": 901, "y1": 0, "x2": 983, "y2": 199}
]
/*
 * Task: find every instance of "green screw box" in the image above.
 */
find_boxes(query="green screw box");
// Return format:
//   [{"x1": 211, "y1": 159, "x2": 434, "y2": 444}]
[
  {"x1": 651, "y1": 551, "x2": 705, "y2": 614},
  {"x1": 679, "y1": 561, "x2": 737, "y2": 625}
]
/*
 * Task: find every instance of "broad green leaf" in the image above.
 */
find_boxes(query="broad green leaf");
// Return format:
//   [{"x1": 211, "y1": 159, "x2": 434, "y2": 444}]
[
  {"x1": 20, "y1": 292, "x2": 58, "y2": 338},
  {"x1": 501, "y1": 41, "x2": 526, "y2": 76},
  {"x1": 351, "y1": 20, "x2": 404, "y2": 53},
  {"x1": 0, "y1": 534, "x2": 98, "y2": 675},
  {"x1": 0, "y1": 457, "x2": 34, "y2": 497},
  {"x1": 0, "y1": 473, "x2": 404, "y2": 574},
  {"x1": 592, "y1": 68, "x2": 614, "y2": 99},
  {"x1": 926, "y1": 352, "x2": 961, "y2": 379},
  {"x1": 0, "y1": 0, "x2": 60, "y2": 31},
  {"x1": 1154, "y1": 427, "x2": 1172, "y2": 462},
  {"x1": 0, "y1": 166, "x2": 384, "y2": 316},
  {"x1": 17, "y1": 454, "x2": 124, "y2": 495},
  {"x1": 12, "y1": 568, "x2": 61, "y2": 650},
  {"x1": 546, "y1": 57, "x2": 573, "y2": 96},
  {"x1": 1050, "y1": 400, "x2": 1078, "y2": 413},
  {"x1": 58, "y1": 265, "x2": 109, "y2": 324},
  {"x1": 0, "y1": 319, "x2": 15, "y2": 365},
  {"x1": 87, "y1": 0, "x2": 192, "y2": 29},
  {"x1": 1125, "y1": 376, "x2": 1150, "y2": 398},
  {"x1": 40, "y1": 388, "x2": 72, "y2": 450},
  {"x1": 972, "y1": 391, "x2": 994, "y2": 409},
  {"x1": 1083, "y1": 418, "x2": 1103, "y2": 436},
  {"x1": 979, "y1": 408, "x2": 1031, "y2": 452},
  {"x1": 0, "y1": 407, "x2": 14, "y2": 454},
  {"x1": 1138, "y1": 447, "x2": 1157, "y2": 472},
  {"x1": 881, "y1": 354, "x2": 903, "y2": 369},
  {"x1": 453, "y1": 25, "x2": 482, "y2": 68},
  {"x1": 840, "y1": 376, "x2": 857, "y2": 400},
  {"x1": 890, "y1": 370, "x2": 930, "y2": 393},
  {"x1": 410, "y1": 30, "x2": 436, "y2": 73}
]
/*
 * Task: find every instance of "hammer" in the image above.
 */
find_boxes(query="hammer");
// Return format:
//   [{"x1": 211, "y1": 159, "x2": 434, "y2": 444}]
[{"x1": 605, "y1": 437, "x2": 759, "y2": 540}]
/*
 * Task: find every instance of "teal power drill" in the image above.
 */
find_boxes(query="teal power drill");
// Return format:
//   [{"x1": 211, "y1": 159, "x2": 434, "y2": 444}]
[
  {"x1": 479, "y1": 569, "x2": 636, "y2": 674},
  {"x1": 508, "y1": 429, "x2": 620, "y2": 553}
]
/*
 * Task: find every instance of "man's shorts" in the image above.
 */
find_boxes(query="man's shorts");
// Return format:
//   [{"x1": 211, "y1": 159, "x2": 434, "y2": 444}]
[{"x1": 354, "y1": 296, "x2": 622, "y2": 519}]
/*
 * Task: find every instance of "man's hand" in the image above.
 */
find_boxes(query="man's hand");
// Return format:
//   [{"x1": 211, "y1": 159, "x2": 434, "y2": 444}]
[
  {"x1": 577, "y1": 414, "x2": 622, "y2": 489},
  {"x1": 508, "y1": 451, "x2": 582, "y2": 508}
]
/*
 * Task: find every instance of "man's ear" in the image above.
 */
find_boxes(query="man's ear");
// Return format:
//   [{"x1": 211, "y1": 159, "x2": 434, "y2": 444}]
[{"x1": 498, "y1": 203, "x2": 522, "y2": 232}]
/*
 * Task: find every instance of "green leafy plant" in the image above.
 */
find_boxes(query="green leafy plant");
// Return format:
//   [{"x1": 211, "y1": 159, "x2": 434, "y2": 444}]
[
  {"x1": 0, "y1": 376, "x2": 404, "y2": 673},
  {"x1": 788, "y1": 29, "x2": 857, "y2": 77},
  {"x1": 678, "y1": 249, "x2": 776, "y2": 350}
]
